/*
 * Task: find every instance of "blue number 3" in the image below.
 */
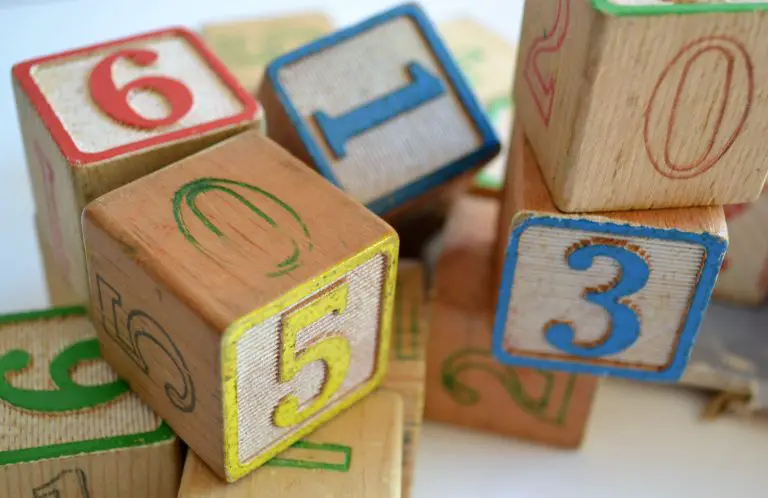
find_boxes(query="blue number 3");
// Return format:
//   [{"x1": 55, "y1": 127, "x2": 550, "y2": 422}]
[{"x1": 544, "y1": 239, "x2": 651, "y2": 358}]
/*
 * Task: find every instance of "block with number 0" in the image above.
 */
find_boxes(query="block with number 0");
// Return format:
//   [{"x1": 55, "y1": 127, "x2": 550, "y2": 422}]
[
  {"x1": 0, "y1": 306, "x2": 181, "y2": 497},
  {"x1": 12, "y1": 27, "x2": 262, "y2": 304},
  {"x1": 82, "y1": 130, "x2": 398, "y2": 482},
  {"x1": 258, "y1": 3, "x2": 500, "y2": 216},
  {"x1": 515, "y1": 0, "x2": 768, "y2": 212},
  {"x1": 492, "y1": 128, "x2": 728, "y2": 381}
]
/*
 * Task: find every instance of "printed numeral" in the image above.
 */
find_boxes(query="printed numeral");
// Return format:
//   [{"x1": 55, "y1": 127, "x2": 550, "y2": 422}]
[
  {"x1": 34, "y1": 141, "x2": 70, "y2": 280},
  {"x1": 394, "y1": 288, "x2": 420, "y2": 361},
  {"x1": 33, "y1": 469, "x2": 90, "y2": 498}
]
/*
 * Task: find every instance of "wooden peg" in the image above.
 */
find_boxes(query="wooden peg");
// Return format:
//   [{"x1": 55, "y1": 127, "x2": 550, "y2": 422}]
[
  {"x1": 257, "y1": 3, "x2": 500, "y2": 217},
  {"x1": 12, "y1": 27, "x2": 262, "y2": 305},
  {"x1": 515, "y1": 0, "x2": 768, "y2": 212},
  {"x1": 82, "y1": 130, "x2": 399, "y2": 482},
  {"x1": 493, "y1": 126, "x2": 728, "y2": 381},
  {"x1": 177, "y1": 391, "x2": 403, "y2": 498},
  {"x1": 0, "y1": 306, "x2": 181, "y2": 497}
]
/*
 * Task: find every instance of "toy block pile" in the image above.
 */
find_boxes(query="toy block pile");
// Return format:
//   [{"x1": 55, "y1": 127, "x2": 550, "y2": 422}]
[{"x1": 3, "y1": 0, "x2": 768, "y2": 496}]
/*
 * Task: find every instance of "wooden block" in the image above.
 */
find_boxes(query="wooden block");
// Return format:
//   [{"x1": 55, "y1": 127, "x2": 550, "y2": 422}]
[
  {"x1": 13, "y1": 27, "x2": 262, "y2": 304},
  {"x1": 440, "y1": 18, "x2": 516, "y2": 196},
  {"x1": 0, "y1": 306, "x2": 182, "y2": 497},
  {"x1": 202, "y1": 12, "x2": 335, "y2": 93},
  {"x1": 82, "y1": 130, "x2": 399, "y2": 482},
  {"x1": 514, "y1": 0, "x2": 768, "y2": 212},
  {"x1": 381, "y1": 260, "x2": 428, "y2": 498},
  {"x1": 258, "y1": 3, "x2": 500, "y2": 216},
  {"x1": 177, "y1": 391, "x2": 403, "y2": 498},
  {"x1": 424, "y1": 196, "x2": 598, "y2": 448},
  {"x1": 493, "y1": 127, "x2": 728, "y2": 381},
  {"x1": 713, "y1": 186, "x2": 768, "y2": 306},
  {"x1": 35, "y1": 213, "x2": 80, "y2": 307}
]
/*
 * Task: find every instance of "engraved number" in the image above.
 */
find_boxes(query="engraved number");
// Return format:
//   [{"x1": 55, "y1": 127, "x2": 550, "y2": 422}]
[
  {"x1": 89, "y1": 49, "x2": 193, "y2": 129},
  {"x1": 33, "y1": 469, "x2": 90, "y2": 498},
  {"x1": 273, "y1": 282, "x2": 351, "y2": 428},
  {"x1": 544, "y1": 240, "x2": 650, "y2": 357}
]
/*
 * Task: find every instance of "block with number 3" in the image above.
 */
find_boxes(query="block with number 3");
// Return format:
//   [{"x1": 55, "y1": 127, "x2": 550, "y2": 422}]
[
  {"x1": 83, "y1": 130, "x2": 398, "y2": 482},
  {"x1": 492, "y1": 128, "x2": 728, "y2": 381},
  {"x1": 12, "y1": 27, "x2": 262, "y2": 304},
  {"x1": 258, "y1": 3, "x2": 500, "y2": 216}
]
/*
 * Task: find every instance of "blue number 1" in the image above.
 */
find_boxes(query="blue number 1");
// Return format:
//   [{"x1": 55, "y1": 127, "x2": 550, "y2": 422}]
[
  {"x1": 545, "y1": 240, "x2": 650, "y2": 358},
  {"x1": 313, "y1": 61, "x2": 445, "y2": 159}
]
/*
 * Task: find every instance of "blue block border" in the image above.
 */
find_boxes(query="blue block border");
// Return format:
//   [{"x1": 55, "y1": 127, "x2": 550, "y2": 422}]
[
  {"x1": 491, "y1": 215, "x2": 728, "y2": 382},
  {"x1": 265, "y1": 2, "x2": 500, "y2": 215}
]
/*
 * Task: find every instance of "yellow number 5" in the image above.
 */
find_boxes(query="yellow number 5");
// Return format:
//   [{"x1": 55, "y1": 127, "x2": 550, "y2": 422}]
[{"x1": 273, "y1": 282, "x2": 351, "y2": 428}]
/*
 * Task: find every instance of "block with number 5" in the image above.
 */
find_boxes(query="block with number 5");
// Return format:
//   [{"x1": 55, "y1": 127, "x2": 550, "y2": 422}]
[
  {"x1": 12, "y1": 27, "x2": 262, "y2": 305},
  {"x1": 492, "y1": 128, "x2": 728, "y2": 381},
  {"x1": 257, "y1": 3, "x2": 500, "y2": 216},
  {"x1": 82, "y1": 129, "x2": 398, "y2": 482}
]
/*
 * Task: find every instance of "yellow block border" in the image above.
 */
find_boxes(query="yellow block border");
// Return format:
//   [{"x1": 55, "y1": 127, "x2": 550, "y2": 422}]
[{"x1": 220, "y1": 234, "x2": 399, "y2": 482}]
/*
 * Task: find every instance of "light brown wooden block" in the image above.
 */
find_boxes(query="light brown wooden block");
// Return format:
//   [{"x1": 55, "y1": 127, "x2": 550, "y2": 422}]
[
  {"x1": 13, "y1": 27, "x2": 262, "y2": 305},
  {"x1": 35, "y1": 213, "x2": 80, "y2": 307},
  {"x1": 0, "y1": 306, "x2": 181, "y2": 497},
  {"x1": 202, "y1": 12, "x2": 335, "y2": 93},
  {"x1": 714, "y1": 185, "x2": 768, "y2": 306},
  {"x1": 424, "y1": 196, "x2": 598, "y2": 448},
  {"x1": 82, "y1": 130, "x2": 399, "y2": 482},
  {"x1": 381, "y1": 260, "x2": 428, "y2": 498},
  {"x1": 493, "y1": 127, "x2": 727, "y2": 381},
  {"x1": 514, "y1": 0, "x2": 768, "y2": 212},
  {"x1": 177, "y1": 391, "x2": 403, "y2": 498}
]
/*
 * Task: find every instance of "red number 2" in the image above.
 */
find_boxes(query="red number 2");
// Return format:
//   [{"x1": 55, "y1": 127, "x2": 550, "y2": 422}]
[{"x1": 89, "y1": 49, "x2": 193, "y2": 130}]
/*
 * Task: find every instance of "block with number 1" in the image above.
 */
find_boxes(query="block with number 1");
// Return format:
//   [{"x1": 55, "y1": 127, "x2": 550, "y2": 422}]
[
  {"x1": 12, "y1": 27, "x2": 262, "y2": 304},
  {"x1": 258, "y1": 3, "x2": 500, "y2": 216}
]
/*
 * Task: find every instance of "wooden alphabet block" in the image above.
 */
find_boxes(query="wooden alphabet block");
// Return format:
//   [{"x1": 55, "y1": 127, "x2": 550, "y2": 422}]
[
  {"x1": 514, "y1": 0, "x2": 768, "y2": 212},
  {"x1": 13, "y1": 27, "x2": 262, "y2": 304},
  {"x1": 82, "y1": 130, "x2": 399, "y2": 482},
  {"x1": 0, "y1": 306, "x2": 181, "y2": 497},
  {"x1": 493, "y1": 127, "x2": 728, "y2": 381},
  {"x1": 202, "y1": 13, "x2": 334, "y2": 93},
  {"x1": 381, "y1": 260, "x2": 428, "y2": 498},
  {"x1": 258, "y1": 3, "x2": 500, "y2": 216},
  {"x1": 35, "y1": 214, "x2": 79, "y2": 307},
  {"x1": 425, "y1": 196, "x2": 598, "y2": 448},
  {"x1": 713, "y1": 186, "x2": 768, "y2": 306},
  {"x1": 177, "y1": 391, "x2": 403, "y2": 498}
]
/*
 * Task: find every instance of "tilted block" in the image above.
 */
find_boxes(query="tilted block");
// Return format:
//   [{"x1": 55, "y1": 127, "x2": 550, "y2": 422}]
[
  {"x1": 83, "y1": 130, "x2": 399, "y2": 482},
  {"x1": 202, "y1": 12, "x2": 334, "y2": 93},
  {"x1": 177, "y1": 391, "x2": 403, "y2": 497},
  {"x1": 492, "y1": 127, "x2": 728, "y2": 381},
  {"x1": 258, "y1": 3, "x2": 500, "y2": 216},
  {"x1": 514, "y1": 0, "x2": 768, "y2": 212},
  {"x1": 0, "y1": 306, "x2": 181, "y2": 497},
  {"x1": 12, "y1": 27, "x2": 262, "y2": 304},
  {"x1": 381, "y1": 260, "x2": 428, "y2": 498},
  {"x1": 425, "y1": 196, "x2": 598, "y2": 448}
]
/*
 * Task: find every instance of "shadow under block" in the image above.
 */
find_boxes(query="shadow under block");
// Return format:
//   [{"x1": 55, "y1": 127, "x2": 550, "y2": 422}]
[
  {"x1": 82, "y1": 130, "x2": 399, "y2": 483},
  {"x1": 425, "y1": 196, "x2": 598, "y2": 448},
  {"x1": 202, "y1": 12, "x2": 334, "y2": 93},
  {"x1": 0, "y1": 306, "x2": 181, "y2": 497},
  {"x1": 177, "y1": 391, "x2": 403, "y2": 498},
  {"x1": 257, "y1": 3, "x2": 500, "y2": 216},
  {"x1": 514, "y1": 0, "x2": 768, "y2": 212},
  {"x1": 493, "y1": 128, "x2": 728, "y2": 381},
  {"x1": 12, "y1": 27, "x2": 262, "y2": 305},
  {"x1": 381, "y1": 260, "x2": 428, "y2": 498}
]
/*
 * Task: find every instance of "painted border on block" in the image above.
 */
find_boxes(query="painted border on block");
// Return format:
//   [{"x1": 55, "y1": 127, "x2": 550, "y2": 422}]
[
  {"x1": 0, "y1": 305, "x2": 176, "y2": 466},
  {"x1": 265, "y1": 3, "x2": 500, "y2": 216},
  {"x1": 592, "y1": 0, "x2": 768, "y2": 16},
  {"x1": 220, "y1": 234, "x2": 399, "y2": 482},
  {"x1": 12, "y1": 27, "x2": 260, "y2": 166},
  {"x1": 491, "y1": 215, "x2": 727, "y2": 382}
]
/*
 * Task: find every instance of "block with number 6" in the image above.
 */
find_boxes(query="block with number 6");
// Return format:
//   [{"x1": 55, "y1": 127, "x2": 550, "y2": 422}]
[
  {"x1": 83, "y1": 130, "x2": 398, "y2": 482},
  {"x1": 13, "y1": 27, "x2": 262, "y2": 304},
  {"x1": 492, "y1": 128, "x2": 727, "y2": 381}
]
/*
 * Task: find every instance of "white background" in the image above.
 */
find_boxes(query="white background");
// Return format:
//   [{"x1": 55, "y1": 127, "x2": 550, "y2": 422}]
[{"x1": 0, "y1": 1, "x2": 766, "y2": 497}]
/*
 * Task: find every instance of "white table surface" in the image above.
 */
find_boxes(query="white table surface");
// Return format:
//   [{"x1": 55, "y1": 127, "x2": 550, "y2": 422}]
[{"x1": 0, "y1": 1, "x2": 766, "y2": 497}]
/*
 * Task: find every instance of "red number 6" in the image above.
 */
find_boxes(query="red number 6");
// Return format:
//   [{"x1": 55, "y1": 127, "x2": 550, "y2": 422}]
[{"x1": 89, "y1": 49, "x2": 193, "y2": 130}]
